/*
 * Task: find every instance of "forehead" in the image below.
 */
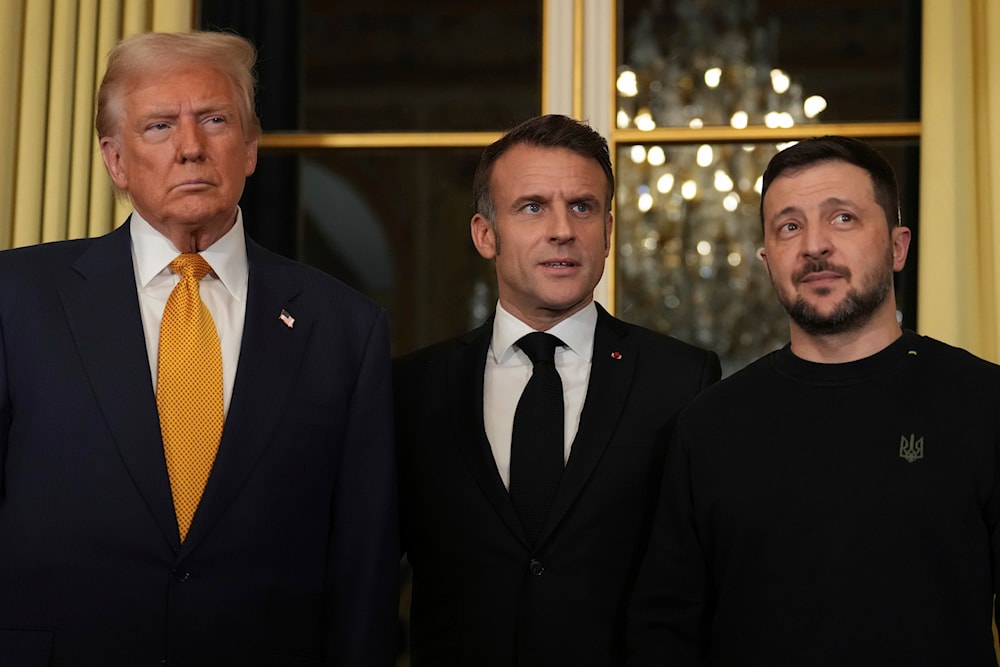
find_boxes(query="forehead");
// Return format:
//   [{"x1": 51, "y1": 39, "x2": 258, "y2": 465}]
[
  {"x1": 124, "y1": 65, "x2": 236, "y2": 110},
  {"x1": 764, "y1": 160, "x2": 875, "y2": 214},
  {"x1": 492, "y1": 143, "x2": 607, "y2": 199}
]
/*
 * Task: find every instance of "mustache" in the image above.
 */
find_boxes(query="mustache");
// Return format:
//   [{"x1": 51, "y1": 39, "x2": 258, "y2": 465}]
[{"x1": 792, "y1": 259, "x2": 852, "y2": 283}]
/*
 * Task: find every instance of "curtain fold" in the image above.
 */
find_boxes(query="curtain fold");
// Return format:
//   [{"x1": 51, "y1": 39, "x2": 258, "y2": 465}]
[
  {"x1": 2, "y1": 0, "x2": 194, "y2": 250},
  {"x1": 919, "y1": 0, "x2": 1000, "y2": 361},
  {"x1": 0, "y1": 0, "x2": 26, "y2": 249}
]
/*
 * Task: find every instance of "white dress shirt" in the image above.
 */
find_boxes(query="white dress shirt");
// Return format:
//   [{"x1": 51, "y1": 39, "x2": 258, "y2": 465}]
[
  {"x1": 130, "y1": 210, "x2": 249, "y2": 415},
  {"x1": 484, "y1": 301, "x2": 597, "y2": 488}
]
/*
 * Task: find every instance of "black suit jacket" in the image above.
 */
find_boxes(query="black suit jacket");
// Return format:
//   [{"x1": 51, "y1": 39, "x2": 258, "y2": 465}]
[
  {"x1": 394, "y1": 304, "x2": 720, "y2": 666},
  {"x1": 0, "y1": 221, "x2": 398, "y2": 666}
]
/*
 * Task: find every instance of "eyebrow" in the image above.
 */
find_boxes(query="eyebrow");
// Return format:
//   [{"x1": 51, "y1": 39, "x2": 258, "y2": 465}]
[{"x1": 770, "y1": 197, "x2": 859, "y2": 222}]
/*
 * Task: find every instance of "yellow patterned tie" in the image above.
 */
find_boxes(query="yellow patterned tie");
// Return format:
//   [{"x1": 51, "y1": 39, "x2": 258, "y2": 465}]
[{"x1": 157, "y1": 253, "x2": 224, "y2": 542}]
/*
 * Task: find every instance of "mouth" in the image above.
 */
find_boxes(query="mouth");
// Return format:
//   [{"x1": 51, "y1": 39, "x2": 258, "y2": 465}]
[
  {"x1": 174, "y1": 179, "x2": 213, "y2": 189},
  {"x1": 798, "y1": 270, "x2": 843, "y2": 284},
  {"x1": 793, "y1": 261, "x2": 850, "y2": 286},
  {"x1": 541, "y1": 260, "x2": 578, "y2": 269}
]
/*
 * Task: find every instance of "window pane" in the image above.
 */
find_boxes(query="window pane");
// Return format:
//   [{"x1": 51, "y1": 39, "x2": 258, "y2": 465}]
[
  {"x1": 201, "y1": 0, "x2": 542, "y2": 133},
  {"x1": 245, "y1": 150, "x2": 496, "y2": 356},
  {"x1": 614, "y1": 140, "x2": 919, "y2": 376},
  {"x1": 616, "y1": 1, "x2": 921, "y2": 129}
]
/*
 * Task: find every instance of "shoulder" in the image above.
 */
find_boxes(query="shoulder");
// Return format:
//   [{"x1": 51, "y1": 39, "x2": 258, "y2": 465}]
[
  {"x1": 0, "y1": 237, "x2": 96, "y2": 272},
  {"x1": 394, "y1": 321, "x2": 490, "y2": 377},
  {"x1": 908, "y1": 332, "x2": 1000, "y2": 381},
  {"x1": 598, "y1": 308, "x2": 721, "y2": 373},
  {"x1": 248, "y1": 239, "x2": 386, "y2": 323},
  {"x1": 0, "y1": 237, "x2": 103, "y2": 300},
  {"x1": 680, "y1": 351, "x2": 776, "y2": 416}
]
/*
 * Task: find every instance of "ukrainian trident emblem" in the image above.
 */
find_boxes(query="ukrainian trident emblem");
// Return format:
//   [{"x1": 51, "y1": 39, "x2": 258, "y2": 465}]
[{"x1": 899, "y1": 434, "x2": 924, "y2": 463}]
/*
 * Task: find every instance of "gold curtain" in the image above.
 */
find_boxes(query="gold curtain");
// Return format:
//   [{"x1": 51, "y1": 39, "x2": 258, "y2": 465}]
[
  {"x1": 920, "y1": 0, "x2": 1000, "y2": 362},
  {"x1": 0, "y1": 0, "x2": 194, "y2": 250}
]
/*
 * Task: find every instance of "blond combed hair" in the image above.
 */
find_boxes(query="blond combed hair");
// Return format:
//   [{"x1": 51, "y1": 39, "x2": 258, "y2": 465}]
[{"x1": 96, "y1": 30, "x2": 261, "y2": 141}]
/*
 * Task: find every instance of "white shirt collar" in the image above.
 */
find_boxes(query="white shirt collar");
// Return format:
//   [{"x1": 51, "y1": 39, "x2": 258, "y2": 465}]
[
  {"x1": 130, "y1": 208, "x2": 249, "y2": 302},
  {"x1": 491, "y1": 301, "x2": 597, "y2": 365}
]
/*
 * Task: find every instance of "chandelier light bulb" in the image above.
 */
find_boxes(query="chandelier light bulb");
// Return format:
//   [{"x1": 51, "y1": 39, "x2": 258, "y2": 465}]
[
  {"x1": 617, "y1": 69, "x2": 639, "y2": 97},
  {"x1": 647, "y1": 146, "x2": 666, "y2": 166},
  {"x1": 637, "y1": 192, "x2": 654, "y2": 212},
  {"x1": 714, "y1": 170, "x2": 734, "y2": 192},
  {"x1": 630, "y1": 145, "x2": 647, "y2": 164},
  {"x1": 704, "y1": 67, "x2": 723, "y2": 88},
  {"x1": 635, "y1": 110, "x2": 656, "y2": 131},
  {"x1": 803, "y1": 95, "x2": 828, "y2": 118},
  {"x1": 770, "y1": 68, "x2": 791, "y2": 94},
  {"x1": 696, "y1": 144, "x2": 714, "y2": 167},
  {"x1": 681, "y1": 180, "x2": 698, "y2": 200},
  {"x1": 656, "y1": 172, "x2": 675, "y2": 193},
  {"x1": 730, "y1": 110, "x2": 749, "y2": 129},
  {"x1": 723, "y1": 192, "x2": 741, "y2": 212}
]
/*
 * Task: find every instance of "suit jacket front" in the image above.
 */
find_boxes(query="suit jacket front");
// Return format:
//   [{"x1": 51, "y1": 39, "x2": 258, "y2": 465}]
[
  {"x1": 0, "y1": 222, "x2": 398, "y2": 667},
  {"x1": 395, "y1": 305, "x2": 720, "y2": 666}
]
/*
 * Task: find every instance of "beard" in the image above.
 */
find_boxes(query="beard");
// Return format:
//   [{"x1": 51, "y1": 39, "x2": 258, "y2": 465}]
[{"x1": 773, "y1": 250, "x2": 895, "y2": 337}]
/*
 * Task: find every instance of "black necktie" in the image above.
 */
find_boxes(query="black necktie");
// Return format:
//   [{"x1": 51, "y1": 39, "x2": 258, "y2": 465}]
[{"x1": 509, "y1": 332, "x2": 565, "y2": 543}]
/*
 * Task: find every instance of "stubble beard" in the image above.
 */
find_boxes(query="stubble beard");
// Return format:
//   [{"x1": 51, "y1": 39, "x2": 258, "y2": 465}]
[{"x1": 774, "y1": 249, "x2": 895, "y2": 337}]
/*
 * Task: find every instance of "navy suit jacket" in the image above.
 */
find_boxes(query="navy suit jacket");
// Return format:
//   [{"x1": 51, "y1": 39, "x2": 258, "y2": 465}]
[
  {"x1": 0, "y1": 221, "x2": 398, "y2": 666},
  {"x1": 394, "y1": 305, "x2": 720, "y2": 666}
]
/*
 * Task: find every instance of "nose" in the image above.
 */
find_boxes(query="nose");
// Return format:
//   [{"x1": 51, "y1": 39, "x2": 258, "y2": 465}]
[
  {"x1": 174, "y1": 117, "x2": 206, "y2": 163},
  {"x1": 548, "y1": 208, "x2": 574, "y2": 243},
  {"x1": 801, "y1": 221, "x2": 831, "y2": 259}
]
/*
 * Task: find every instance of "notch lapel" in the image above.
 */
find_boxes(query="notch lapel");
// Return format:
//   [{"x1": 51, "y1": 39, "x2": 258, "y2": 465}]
[
  {"x1": 61, "y1": 222, "x2": 180, "y2": 551},
  {"x1": 536, "y1": 305, "x2": 636, "y2": 545},
  {"x1": 448, "y1": 322, "x2": 530, "y2": 546},
  {"x1": 182, "y1": 240, "x2": 309, "y2": 548}
]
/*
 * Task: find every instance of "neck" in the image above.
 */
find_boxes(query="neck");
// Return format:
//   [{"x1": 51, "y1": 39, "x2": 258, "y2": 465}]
[
  {"x1": 143, "y1": 210, "x2": 237, "y2": 254},
  {"x1": 501, "y1": 296, "x2": 593, "y2": 332},
  {"x1": 788, "y1": 312, "x2": 903, "y2": 363}
]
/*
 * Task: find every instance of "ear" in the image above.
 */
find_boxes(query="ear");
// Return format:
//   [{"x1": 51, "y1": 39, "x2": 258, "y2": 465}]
[
  {"x1": 244, "y1": 138, "x2": 258, "y2": 177},
  {"x1": 471, "y1": 213, "x2": 497, "y2": 260},
  {"x1": 604, "y1": 212, "x2": 614, "y2": 256},
  {"x1": 99, "y1": 136, "x2": 128, "y2": 190},
  {"x1": 891, "y1": 226, "x2": 911, "y2": 272},
  {"x1": 759, "y1": 247, "x2": 771, "y2": 275}
]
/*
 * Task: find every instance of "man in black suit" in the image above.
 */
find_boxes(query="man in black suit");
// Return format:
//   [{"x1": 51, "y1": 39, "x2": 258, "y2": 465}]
[
  {"x1": 0, "y1": 32, "x2": 397, "y2": 666},
  {"x1": 394, "y1": 114, "x2": 721, "y2": 666}
]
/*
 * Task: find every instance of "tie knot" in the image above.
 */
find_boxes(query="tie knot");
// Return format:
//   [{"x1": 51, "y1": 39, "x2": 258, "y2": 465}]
[
  {"x1": 517, "y1": 332, "x2": 564, "y2": 365},
  {"x1": 169, "y1": 253, "x2": 213, "y2": 281}
]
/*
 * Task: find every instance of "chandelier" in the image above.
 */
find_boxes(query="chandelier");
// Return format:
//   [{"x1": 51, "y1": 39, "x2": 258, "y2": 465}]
[{"x1": 614, "y1": 0, "x2": 827, "y2": 375}]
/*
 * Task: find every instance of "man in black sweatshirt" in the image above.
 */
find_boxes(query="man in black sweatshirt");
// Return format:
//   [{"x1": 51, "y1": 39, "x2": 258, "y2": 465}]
[{"x1": 628, "y1": 136, "x2": 1000, "y2": 667}]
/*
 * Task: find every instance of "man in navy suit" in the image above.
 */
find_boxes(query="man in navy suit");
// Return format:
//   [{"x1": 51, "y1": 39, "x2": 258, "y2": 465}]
[
  {"x1": 394, "y1": 114, "x2": 721, "y2": 666},
  {"x1": 0, "y1": 31, "x2": 397, "y2": 666}
]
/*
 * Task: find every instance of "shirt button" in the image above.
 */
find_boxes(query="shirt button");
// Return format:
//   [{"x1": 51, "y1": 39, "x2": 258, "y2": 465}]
[
  {"x1": 528, "y1": 559, "x2": 545, "y2": 576},
  {"x1": 173, "y1": 569, "x2": 191, "y2": 583}
]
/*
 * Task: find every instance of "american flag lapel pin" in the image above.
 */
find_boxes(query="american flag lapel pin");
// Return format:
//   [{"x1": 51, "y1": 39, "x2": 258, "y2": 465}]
[{"x1": 279, "y1": 309, "x2": 295, "y2": 329}]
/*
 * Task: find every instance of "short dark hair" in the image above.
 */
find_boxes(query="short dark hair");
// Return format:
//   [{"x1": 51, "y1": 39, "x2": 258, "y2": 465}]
[
  {"x1": 760, "y1": 136, "x2": 901, "y2": 230},
  {"x1": 473, "y1": 114, "x2": 615, "y2": 224}
]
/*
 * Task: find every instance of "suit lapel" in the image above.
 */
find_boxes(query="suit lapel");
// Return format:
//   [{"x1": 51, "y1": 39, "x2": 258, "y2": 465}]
[
  {"x1": 60, "y1": 222, "x2": 180, "y2": 551},
  {"x1": 183, "y1": 239, "x2": 309, "y2": 548},
  {"x1": 448, "y1": 321, "x2": 530, "y2": 546},
  {"x1": 537, "y1": 304, "x2": 636, "y2": 545}
]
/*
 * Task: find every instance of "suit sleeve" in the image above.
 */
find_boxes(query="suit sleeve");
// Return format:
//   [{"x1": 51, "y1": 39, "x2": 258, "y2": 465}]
[
  {"x1": 325, "y1": 307, "x2": 399, "y2": 666},
  {"x1": 626, "y1": 416, "x2": 712, "y2": 666}
]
